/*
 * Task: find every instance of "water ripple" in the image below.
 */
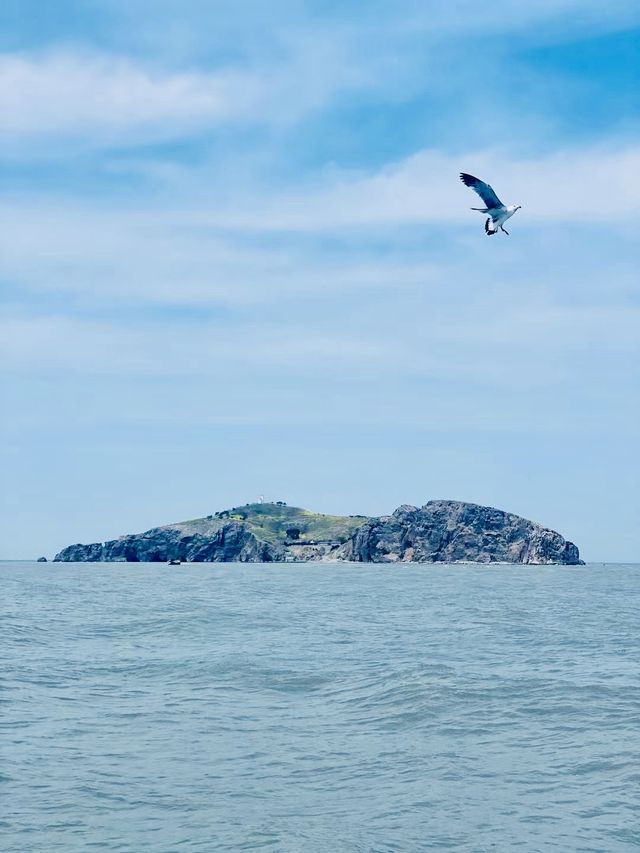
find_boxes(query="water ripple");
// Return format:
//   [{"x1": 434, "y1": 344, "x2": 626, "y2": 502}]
[{"x1": 1, "y1": 560, "x2": 639, "y2": 851}]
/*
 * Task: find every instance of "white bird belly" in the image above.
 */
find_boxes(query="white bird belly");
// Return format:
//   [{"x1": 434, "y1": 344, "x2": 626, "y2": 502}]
[{"x1": 494, "y1": 208, "x2": 514, "y2": 224}]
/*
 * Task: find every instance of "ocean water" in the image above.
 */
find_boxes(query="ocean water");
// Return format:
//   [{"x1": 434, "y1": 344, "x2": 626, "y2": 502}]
[{"x1": 2, "y1": 561, "x2": 639, "y2": 852}]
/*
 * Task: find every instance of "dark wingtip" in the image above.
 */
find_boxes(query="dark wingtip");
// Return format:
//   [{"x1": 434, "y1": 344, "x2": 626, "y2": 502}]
[{"x1": 459, "y1": 172, "x2": 474, "y2": 187}]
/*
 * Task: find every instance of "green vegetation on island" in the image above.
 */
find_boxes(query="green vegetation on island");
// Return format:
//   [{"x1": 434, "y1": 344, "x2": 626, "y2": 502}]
[{"x1": 53, "y1": 500, "x2": 582, "y2": 565}]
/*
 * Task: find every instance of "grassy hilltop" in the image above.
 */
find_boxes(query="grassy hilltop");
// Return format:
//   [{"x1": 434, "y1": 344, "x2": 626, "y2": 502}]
[{"x1": 193, "y1": 502, "x2": 368, "y2": 545}]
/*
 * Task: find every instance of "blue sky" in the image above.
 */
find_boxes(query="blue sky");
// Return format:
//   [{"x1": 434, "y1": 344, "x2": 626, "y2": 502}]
[{"x1": 1, "y1": 1, "x2": 639, "y2": 560}]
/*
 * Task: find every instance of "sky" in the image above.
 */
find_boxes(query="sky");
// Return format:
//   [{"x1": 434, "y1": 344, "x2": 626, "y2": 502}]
[{"x1": 1, "y1": 1, "x2": 639, "y2": 561}]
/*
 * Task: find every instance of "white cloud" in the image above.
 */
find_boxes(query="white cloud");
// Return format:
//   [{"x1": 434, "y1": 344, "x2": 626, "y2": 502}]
[
  {"x1": 394, "y1": 0, "x2": 640, "y2": 39},
  {"x1": 0, "y1": 196, "x2": 452, "y2": 307},
  {"x1": 206, "y1": 143, "x2": 640, "y2": 230},
  {"x1": 1, "y1": 138, "x2": 639, "y2": 324},
  {"x1": 0, "y1": 53, "x2": 264, "y2": 144},
  {"x1": 2, "y1": 292, "x2": 637, "y2": 389},
  {"x1": 0, "y1": 313, "x2": 385, "y2": 379},
  {"x1": 98, "y1": 0, "x2": 640, "y2": 68},
  {"x1": 0, "y1": 37, "x2": 371, "y2": 149},
  {"x1": 1, "y1": 0, "x2": 637, "y2": 153}
]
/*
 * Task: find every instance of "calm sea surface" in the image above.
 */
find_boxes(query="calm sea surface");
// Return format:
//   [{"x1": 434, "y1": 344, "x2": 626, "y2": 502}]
[{"x1": 2, "y1": 561, "x2": 639, "y2": 852}]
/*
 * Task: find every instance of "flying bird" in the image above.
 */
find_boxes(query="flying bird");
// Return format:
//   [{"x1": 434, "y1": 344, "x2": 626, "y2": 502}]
[{"x1": 459, "y1": 173, "x2": 521, "y2": 236}]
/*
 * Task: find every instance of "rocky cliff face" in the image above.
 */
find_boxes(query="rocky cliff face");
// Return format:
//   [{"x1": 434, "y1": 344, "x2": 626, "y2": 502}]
[
  {"x1": 53, "y1": 500, "x2": 582, "y2": 564},
  {"x1": 346, "y1": 501, "x2": 581, "y2": 564},
  {"x1": 55, "y1": 521, "x2": 283, "y2": 563}
]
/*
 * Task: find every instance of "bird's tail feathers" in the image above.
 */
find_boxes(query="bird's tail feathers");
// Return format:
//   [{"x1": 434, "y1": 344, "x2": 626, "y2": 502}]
[{"x1": 471, "y1": 207, "x2": 488, "y2": 212}]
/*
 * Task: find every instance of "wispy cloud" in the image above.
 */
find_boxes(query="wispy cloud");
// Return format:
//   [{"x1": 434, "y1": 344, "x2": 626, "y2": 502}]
[
  {"x1": 0, "y1": 53, "x2": 265, "y2": 146},
  {"x1": 205, "y1": 143, "x2": 640, "y2": 230},
  {"x1": 2, "y1": 134, "x2": 639, "y2": 319},
  {"x1": 0, "y1": 38, "x2": 369, "y2": 152},
  {"x1": 389, "y1": 0, "x2": 640, "y2": 39}
]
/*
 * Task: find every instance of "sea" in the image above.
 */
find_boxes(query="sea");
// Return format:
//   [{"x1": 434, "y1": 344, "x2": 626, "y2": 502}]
[{"x1": 2, "y1": 561, "x2": 639, "y2": 852}]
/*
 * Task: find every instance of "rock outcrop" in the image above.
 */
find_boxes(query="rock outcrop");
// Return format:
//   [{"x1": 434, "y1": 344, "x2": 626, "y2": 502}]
[
  {"x1": 345, "y1": 501, "x2": 581, "y2": 564},
  {"x1": 54, "y1": 521, "x2": 282, "y2": 564},
  {"x1": 53, "y1": 500, "x2": 582, "y2": 564}
]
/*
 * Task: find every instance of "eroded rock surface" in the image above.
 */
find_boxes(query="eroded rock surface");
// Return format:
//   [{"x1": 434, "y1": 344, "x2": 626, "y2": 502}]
[
  {"x1": 345, "y1": 501, "x2": 581, "y2": 564},
  {"x1": 53, "y1": 500, "x2": 582, "y2": 564},
  {"x1": 54, "y1": 521, "x2": 282, "y2": 563}
]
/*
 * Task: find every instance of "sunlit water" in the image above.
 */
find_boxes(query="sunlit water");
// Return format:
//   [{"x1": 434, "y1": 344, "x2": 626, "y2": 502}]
[{"x1": 2, "y1": 561, "x2": 639, "y2": 851}]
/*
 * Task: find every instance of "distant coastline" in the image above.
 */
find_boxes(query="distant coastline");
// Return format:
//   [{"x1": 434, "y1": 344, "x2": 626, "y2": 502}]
[{"x1": 52, "y1": 500, "x2": 582, "y2": 565}]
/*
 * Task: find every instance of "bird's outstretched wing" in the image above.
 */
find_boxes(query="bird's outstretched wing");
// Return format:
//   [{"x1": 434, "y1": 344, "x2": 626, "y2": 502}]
[{"x1": 459, "y1": 173, "x2": 503, "y2": 208}]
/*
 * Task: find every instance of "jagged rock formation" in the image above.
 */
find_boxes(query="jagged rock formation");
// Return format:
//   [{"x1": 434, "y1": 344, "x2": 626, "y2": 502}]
[
  {"x1": 345, "y1": 501, "x2": 581, "y2": 564},
  {"x1": 53, "y1": 500, "x2": 582, "y2": 565},
  {"x1": 55, "y1": 521, "x2": 281, "y2": 563}
]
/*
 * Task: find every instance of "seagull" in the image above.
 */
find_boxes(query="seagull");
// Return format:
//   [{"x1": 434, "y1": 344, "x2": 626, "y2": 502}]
[{"x1": 459, "y1": 173, "x2": 521, "y2": 236}]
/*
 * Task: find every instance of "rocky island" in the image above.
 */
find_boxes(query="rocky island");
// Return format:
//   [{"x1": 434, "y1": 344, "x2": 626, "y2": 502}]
[{"x1": 53, "y1": 500, "x2": 582, "y2": 564}]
